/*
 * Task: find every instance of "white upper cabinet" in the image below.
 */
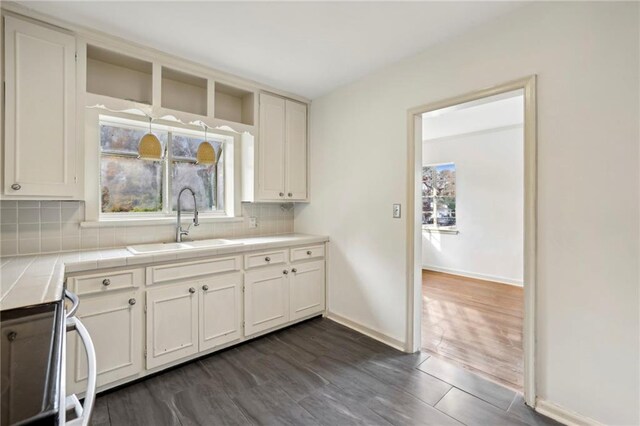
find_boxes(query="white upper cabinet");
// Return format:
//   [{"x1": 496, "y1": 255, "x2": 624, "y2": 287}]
[
  {"x1": 285, "y1": 100, "x2": 308, "y2": 200},
  {"x1": 258, "y1": 93, "x2": 287, "y2": 200},
  {"x1": 245, "y1": 93, "x2": 308, "y2": 202},
  {"x1": 3, "y1": 16, "x2": 78, "y2": 198}
]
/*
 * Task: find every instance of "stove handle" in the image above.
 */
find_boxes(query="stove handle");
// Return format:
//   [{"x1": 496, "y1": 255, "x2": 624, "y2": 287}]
[
  {"x1": 65, "y1": 316, "x2": 97, "y2": 426},
  {"x1": 65, "y1": 290, "x2": 80, "y2": 319}
]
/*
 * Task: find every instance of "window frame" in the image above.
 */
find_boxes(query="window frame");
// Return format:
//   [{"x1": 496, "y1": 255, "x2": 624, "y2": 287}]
[
  {"x1": 88, "y1": 111, "x2": 240, "y2": 224},
  {"x1": 421, "y1": 162, "x2": 457, "y2": 233}
]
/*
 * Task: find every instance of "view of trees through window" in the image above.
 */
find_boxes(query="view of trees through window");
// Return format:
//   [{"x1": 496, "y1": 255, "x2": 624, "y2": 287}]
[
  {"x1": 422, "y1": 163, "x2": 456, "y2": 228},
  {"x1": 100, "y1": 119, "x2": 224, "y2": 214}
]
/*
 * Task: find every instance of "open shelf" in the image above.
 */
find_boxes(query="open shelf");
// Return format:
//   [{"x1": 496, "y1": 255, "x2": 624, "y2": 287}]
[
  {"x1": 215, "y1": 83, "x2": 255, "y2": 125},
  {"x1": 161, "y1": 67, "x2": 208, "y2": 116},
  {"x1": 86, "y1": 45, "x2": 153, "y2": 104}
]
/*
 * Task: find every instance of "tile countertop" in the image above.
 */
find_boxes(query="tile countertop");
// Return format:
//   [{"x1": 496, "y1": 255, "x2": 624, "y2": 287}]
[{"x1": 0, "y1": 233, "x2": 329, "y2": 312}]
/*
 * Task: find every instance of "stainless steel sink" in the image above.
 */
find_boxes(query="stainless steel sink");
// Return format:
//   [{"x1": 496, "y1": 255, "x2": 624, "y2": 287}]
[{"x1": 127, "y1": 239, "x2": 242, "y2": 255}]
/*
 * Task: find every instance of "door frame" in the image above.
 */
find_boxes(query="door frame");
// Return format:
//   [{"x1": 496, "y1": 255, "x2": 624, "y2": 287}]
[{"x1": 405, "y1": 76, "x2": 537, "y2": 406}]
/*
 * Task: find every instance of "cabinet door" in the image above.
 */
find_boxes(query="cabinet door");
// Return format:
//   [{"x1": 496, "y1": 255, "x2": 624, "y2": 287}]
[
  {"x1": 146, "y1": 282, "x2": 198, "y2": 369},
  {"x1": 66, "y1": 291, "x2": 142, "y2": 395},
  {"x1": 3, "y1": 16, "x2": 77, "y2": 197},
  {"x1": 244, "y1": 266, "x2": 290, "y2": 336},
  {"x1": 290, "y1": 260, "x2": 325, "y2": 320},
  {"x1": 285, "y1": 100, "x2": 308, "y2": 200},
  {"x1": 199, "y1": 272, "x2": 242, "y2": 352},
  {"x1": 258, "y1": 93, "x2": 286, "y2": 200}
]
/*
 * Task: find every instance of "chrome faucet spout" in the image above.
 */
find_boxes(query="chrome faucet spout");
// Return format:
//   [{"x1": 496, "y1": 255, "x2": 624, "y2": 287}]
[{"x1": 176, "y1": 187, "x2": 199, "y2": 242}]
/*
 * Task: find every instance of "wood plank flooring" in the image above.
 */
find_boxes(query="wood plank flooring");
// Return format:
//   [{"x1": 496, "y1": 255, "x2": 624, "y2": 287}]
[
  {"x1": 421, "y1": 270, "x2": 524, "y2": 390},
  {"x1": 90, "y1": 317, "x2": 557, "y2": 426}
]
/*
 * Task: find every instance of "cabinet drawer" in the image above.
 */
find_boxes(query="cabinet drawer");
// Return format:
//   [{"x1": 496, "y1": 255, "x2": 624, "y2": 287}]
[
  {"x1": 244, "y1": 249, "x2": 288, "y2": 269},
  {"x1": 291, "y1": 245, "x2": 325, "y2": 262},
  {"x1": 70, "y1": 269, "x2": 143, "y2": 296},
  {"x1": 146, "y1": 256, "x2": 241, "y2": 285}
]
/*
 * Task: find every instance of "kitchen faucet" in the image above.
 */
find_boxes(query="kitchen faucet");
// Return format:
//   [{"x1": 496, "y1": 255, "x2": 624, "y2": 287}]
[{"x1": 176, "y1": 187, "x2": 199, "y2": 242}]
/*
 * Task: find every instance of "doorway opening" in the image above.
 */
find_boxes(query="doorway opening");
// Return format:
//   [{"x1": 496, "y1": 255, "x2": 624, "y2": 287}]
[
  {"x1": 421, "y1": 90, "x2": 524, "y2": 391},
  {"x1": 406, "y1": 77, "x2": 537, "y2": 405}
]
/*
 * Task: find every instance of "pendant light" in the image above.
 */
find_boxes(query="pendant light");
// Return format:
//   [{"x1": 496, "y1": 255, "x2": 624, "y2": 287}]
[
  {"x1": 138, "y1": 116, "x2": 162, "y2": 160},
  {"x1": 196, "y1": 125, "x2": 216, "y2": 165}
]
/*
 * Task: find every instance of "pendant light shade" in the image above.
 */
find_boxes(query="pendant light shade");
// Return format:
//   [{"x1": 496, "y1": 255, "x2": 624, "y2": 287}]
[
  {"x1": 196, "y1": 125, "x2": 216, "y2": 165},
  {"x1": 138, "y1": 117, "x2": 162, "y2": 160},
  {"x1": 196, "y1": 141, "x2": 216, "y2": 165}
]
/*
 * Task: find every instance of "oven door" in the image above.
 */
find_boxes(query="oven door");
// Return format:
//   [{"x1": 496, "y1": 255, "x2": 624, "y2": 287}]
[
  {"x1": 1, "y1": 301, "x2": 64, "y2": 426},
  {"x1": 60, "y1": 290, "x2": 97, "y2": 426}
]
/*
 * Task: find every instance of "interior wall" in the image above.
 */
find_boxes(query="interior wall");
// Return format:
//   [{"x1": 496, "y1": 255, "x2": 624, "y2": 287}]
[
  {"x1": 422, "y1": 125, "x2": 524, "y2": 285},
  {"x1": 294, "y1": 2, "x2": 639, "y2": 424}
]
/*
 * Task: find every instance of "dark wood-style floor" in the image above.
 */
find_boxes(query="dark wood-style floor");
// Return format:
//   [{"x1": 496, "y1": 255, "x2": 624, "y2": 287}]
[
  {"x1": 422, "y1": 270, "x2": 524, "y2": 391},
  {"x1": 90, "y1": 317, "x2": 556, "y2": 426}
]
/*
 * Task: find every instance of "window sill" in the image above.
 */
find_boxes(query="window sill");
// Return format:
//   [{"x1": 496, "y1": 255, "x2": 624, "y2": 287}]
[
  {"x1": 422, "y1": 227, "x2": 459, "y2": 235},
  {"x1": 81, "y1": 215, "x2": 244, "y2": 228}
]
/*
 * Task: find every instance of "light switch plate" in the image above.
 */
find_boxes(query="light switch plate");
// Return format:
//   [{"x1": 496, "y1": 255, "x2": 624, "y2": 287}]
[
  {"x1": 393, "y1": 204, "x2": 401, "y2": 218},
  {"x1": 249, "y1": 217, "x2": 258, "y2": 228}
]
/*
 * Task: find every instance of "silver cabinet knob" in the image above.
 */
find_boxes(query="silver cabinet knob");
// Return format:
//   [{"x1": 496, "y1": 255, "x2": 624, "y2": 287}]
[
  {"x1": 202, "y1": 285, "x2": 209, "y2": 291},
  {"x1": 279, "y1": 192, "x2": 284, "y2": 197},
  {"x1": 288, "y1": 193, "x2": 293, "y2": 197},
  {"x1": 306, "y1": 251, "x2": 312, "y2": 255},
  {"x1": 102, "y1": 279, "x2": 111, "y2": 286},
  {"x1": 291, "y1": 268, "x2": 297, "y2": 273},
  {"x1": 128, "y1": 298, "x2": 136, "y2": 306},
  {"x1": 11, "y1": 184, "x2": 21, "y2": 191},
  {"x1": 189, "y1": 287, "x2": 196, "y2": 294},
  {"x1": 265, "y1": 256, "x2": 271, "y2": 262},
  {"x1": 283, "y1": 269, "x2": 289, "y2": 275}
]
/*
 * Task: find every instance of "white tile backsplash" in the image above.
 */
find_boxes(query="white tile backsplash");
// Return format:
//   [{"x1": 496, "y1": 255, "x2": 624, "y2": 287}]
[{"x1": 0, "y1": 201, "x2": 294, "y2": 256}]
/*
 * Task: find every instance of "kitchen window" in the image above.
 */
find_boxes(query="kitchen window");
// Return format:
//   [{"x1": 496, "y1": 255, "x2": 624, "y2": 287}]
[
  {"x1": 422, "y1": 163, "x2": 457, "y2": 231},
  {"x1": 99, "y1": 115, "x2": 230, "y2": 219}
]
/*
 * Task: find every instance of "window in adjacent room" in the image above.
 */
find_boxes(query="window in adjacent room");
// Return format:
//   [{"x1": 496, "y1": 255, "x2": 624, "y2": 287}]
[
  {"x1": 422, "y1": 163, "x2": 456, "y2": 229},
  {"x1": 99, "y1": 116, "x2": 228, "y2": 217}
]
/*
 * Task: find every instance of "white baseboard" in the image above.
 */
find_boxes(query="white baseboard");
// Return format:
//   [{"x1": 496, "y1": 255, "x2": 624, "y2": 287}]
[
  {"x1": 535, "y1": 399, "x2": 603, "y2": 426},
  {"x1": 326, "y1": 311, "x2": 406, "y2": 352},
  {"x1": 422, "y1": 265, "x2": 523, "y2": 287}
]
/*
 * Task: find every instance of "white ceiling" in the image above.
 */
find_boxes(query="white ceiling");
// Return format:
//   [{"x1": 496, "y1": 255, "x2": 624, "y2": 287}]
[{"x1": 18, "y1": 1, "x2": 526, "y2": 99}]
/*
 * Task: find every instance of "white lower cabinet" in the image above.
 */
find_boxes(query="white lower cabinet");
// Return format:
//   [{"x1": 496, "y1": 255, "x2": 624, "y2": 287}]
[
  {"x1": 66, "y1": 289, "x2": 143, "y2": 395},
  {"x1": 145, "y1": 282, "x2": 199, "y2": 369},
  {"x1": 66, "y1": 242, "x2": 326, "y2": 392},
  {"x1": 244, "y1": 266, "x2": 290, "y2": 336},
  {"x1": 290, "y1": 260, "x2": 326, "y2": 320},
  {"x1": 199, "y1": 272, "x2": 243, "y2": 352},
  {"x1": 146, "y1": 272, "x2": 243, "y2": 369}
]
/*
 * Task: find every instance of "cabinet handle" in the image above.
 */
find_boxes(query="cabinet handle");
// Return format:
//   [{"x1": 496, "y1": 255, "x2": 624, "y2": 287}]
[
  {"x1": 283, "y1": 270, "x2": 289, "y2": 275},
  {"x1": 279, "y1": 192, "x2": 284, "y2": 197},
  {"x1": 128, "y1": 298, "x2": 136, "y2": 306},
  {"x1": 202, "y1": 285, "x2": 209, "y2": 291},
  {"x1": 11, "y1": 184, "x2": 21, "y2": 191},
  {"x1": 189, "y1": 287, "x2": 196, "y2": 294},
  {"x1": 102, "y1": 279, "x2": 111, "y2": 286},
  {"x1": 306, "y1": 251, "x2": 312, "y2": 255},
  {"x1": 291, "y1": 268, "x2": 297, "y2": 273},
  {"x1": 288, "y1": 193, "x2": 293, "y2": 197},
  {"x1": 265, "y1": 256, "x2": 271, "y2": 262}
]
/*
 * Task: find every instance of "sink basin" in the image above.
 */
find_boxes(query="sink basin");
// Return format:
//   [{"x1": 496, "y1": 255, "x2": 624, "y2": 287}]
[
  {"x1": 184, "y1": 239, "x2": 240, "y2": 248},
  {"x1": 127, "y1": 239, "x2": 243, "y2": 255},
  {"x1": 127, "y1": 242, "x2": 190, "y2": 255}
]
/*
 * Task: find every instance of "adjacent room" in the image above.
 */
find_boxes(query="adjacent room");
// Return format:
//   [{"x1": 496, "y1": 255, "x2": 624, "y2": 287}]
[
  {"x1": 420, "y1": 91, "x2": 525, "y2": 391},
  {"x1": 0, "y1": 2, "x2": 638, "y2": 426}
]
